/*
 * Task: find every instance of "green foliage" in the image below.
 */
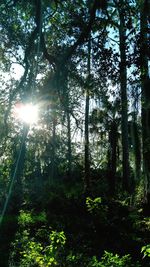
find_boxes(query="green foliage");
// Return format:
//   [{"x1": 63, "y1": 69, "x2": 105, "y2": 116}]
[
  {"x1": 19, "y1": 230, "x2": 66, "y2": 267},
  {"x1": 21, "y1": 240, "x2": 44, "y2": 267},
  {"x1": 88, "y1": 251, "x2": 140, "y2": 267},
  {"x1": 86, "y1": 197, "x2": 108, "y2": 224},
  {"x1": 66, "y1": 251, "x2": 86, "y2": 267},
  {"x1": 133, "y1": 179, "x2": 145, "y2": 206},
  {"x1": 141, "y1": 244, "x2": 150, "y2": 258},
  {"x1": 18, "y1": 210, "x2": 47, "y2": 228},
  {"x1": 0, "y1": 0, "x2": 150, "y2": 265},
  {"x1": 86, "y1": 197, "x2": 102, "y2": 213},
  {"x1": 9, "y1": 229, "x2": 30, "y2": 266},
  {"x1": 18, "y1": 211, "x2": 34, "y2": 227}
]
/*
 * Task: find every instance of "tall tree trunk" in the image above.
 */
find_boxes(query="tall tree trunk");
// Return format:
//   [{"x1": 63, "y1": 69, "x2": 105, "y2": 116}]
[
  {"x1": 118, "y1": 2, "x2": 130, "y2": 192},
  {"x1": 130, "y1": 115, "x2": 141, "y2": 182},
  {"x1": 64, "y1": 74, "x2": 72, "y2": 179},
  {"x1": 66, "y1": 106, "x2": 72, "y2": 179},
  {"x1": 140, "y1": 0, "x2": 150, "y2": 203},
  {"x1": 50, "y1": 112, "x2": 56, "y2": 184},
  {"x1": 84, "y1": 38, "x2": 91, "y2": 192},
  {"x1": 60, "y1": 69, "x2": 72, "y2": 179},
  {"x1": 108, "y1": 121, "x2": 117, "y2": 195},
  {"x1": 13, "y1": 125, "x2": 28, "y2": 209}
]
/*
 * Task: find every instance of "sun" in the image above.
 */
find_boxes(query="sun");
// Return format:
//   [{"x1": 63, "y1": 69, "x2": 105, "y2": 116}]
[{"x1": 14, "y1": 103, "x2": 38, "y2": 124}]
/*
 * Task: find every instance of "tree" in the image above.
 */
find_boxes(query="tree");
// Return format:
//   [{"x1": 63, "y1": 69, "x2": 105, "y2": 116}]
[
  {"x1": 84, "y1": 38, "x2": 91, "y2": 193},
  {"x1": 117, "y1": 0, "x2": 130, "y2": 192},
  {"x1": 140, "y1": 0, "x2": 150, "y2": 203}
]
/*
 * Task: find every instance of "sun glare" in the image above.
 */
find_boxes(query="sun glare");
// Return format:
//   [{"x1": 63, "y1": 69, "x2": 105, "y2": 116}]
[{"x1": 14, "y1": 103, "x2": 38, "y2": 124}]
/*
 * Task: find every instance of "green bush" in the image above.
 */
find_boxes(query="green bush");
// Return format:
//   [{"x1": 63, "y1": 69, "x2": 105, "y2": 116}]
[
  {"x1": 86, "y1": 197, "x2": 108, "y2": 224},
  {"x1": 20, "y1": 230, "x2": 66, "y2": 267},
  {"x1": 18, "y1": 211, "x2": 34, "y2": 227},
  {"x1": 86, "y1": 197, "x2": 102, "y2": 213},
  {"x1": 88, "y1": 251, "x2": 141, "y2": 267},
  {"x1": 18, "y1": 210, "x2": 47, "y2": 228},
  {"x1": 9, "y1": 230, "x2": 66, "y2": 267}
]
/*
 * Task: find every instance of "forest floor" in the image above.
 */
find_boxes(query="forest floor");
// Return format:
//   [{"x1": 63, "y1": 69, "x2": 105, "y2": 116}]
[{"x1": 0, "y1": 177, "x2": 150, "y2": 266}]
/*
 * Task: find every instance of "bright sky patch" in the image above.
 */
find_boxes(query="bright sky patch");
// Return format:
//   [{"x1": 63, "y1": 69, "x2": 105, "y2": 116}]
[{"x1": 14, "y1": 103, "x2": 38, "y2": 124}]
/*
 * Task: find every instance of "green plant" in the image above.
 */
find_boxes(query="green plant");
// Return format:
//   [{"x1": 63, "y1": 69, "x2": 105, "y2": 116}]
[
  {"x1": 21, "y1": 230, "x2": 66, "y2": 266},
  {"x1": 86, "y1": 197, "x2": 102, "y2": 213},
  {"x1": 141, "y1": 244, "x2": 150, "y2": 258},
  {"x1": 18, "y1": 211, "x2": 34, "y2": 227},
  {"x1": 86, "y1": 197, "x2": 108, "y2": 224},
  {"x1": 10, "y1": 230, "x2": 66, "y2": 267},
  {"x1": 66, "y1": 251, "x2": 86, "y2": 267},
  {"x1": 133, "y1": 178, "x2": 145, "y2": 206},
  {"x1": 21, "y1": 240, "x2": 44, "y2": 266},
  {"x1": 88, "y1": 251, "x2": 141, "y2": 267},
  {"x1": 18, "y1": 210, "x2": 47, "y2": 228},
  {"x1": 9, "y1": 230, "x2": 30, "y2": 266}
]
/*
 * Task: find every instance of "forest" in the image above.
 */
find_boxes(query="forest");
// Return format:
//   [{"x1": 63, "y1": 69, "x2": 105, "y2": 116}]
[{"x1": 0, "y1": 0, "x2": 150, "y2": 266}]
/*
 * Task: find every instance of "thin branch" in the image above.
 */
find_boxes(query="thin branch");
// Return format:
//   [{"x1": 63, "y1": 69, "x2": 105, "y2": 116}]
[{"x1": 108, "y1": 36, "x2": 119, "y2": 44}]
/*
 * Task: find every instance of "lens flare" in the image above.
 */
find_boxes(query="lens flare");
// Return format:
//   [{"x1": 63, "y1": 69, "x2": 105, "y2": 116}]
[{"x1": 14, "y1": 103, "x2": 38, "y2": 124}]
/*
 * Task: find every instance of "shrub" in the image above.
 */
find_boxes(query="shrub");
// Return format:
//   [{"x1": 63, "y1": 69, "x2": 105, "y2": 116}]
[
  {"x1": 18, "y1": 210, "x2": 47, "y2": 228},
  {"x1": 86, "y1": 197, "x2": 108, "y2": 224},
  {"x1": 88, "y1": 251, "x2": 141, "y2": 267},
  {"x1": 9, "y1": 230, "x2": 66, "y2": 267},
  {"x1": 86, "y1": 197, "x2": 102, "y2": 213},
  {"x1": 20, "y1": 230, "x2": 66, "y2": 266}
]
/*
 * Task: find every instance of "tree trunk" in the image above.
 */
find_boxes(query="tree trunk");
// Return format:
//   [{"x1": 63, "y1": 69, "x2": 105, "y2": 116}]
[
  {"x1": 14, "y1": 125, "x2": 28, "y2": 209},
  {"x1": 140, "y1": 0, "x2": 150, "y2": 203},
  {"x1": 64, "y1": 75, "x2": 72, "y2": 179},
  {"x1": 84, "y1": 38, "x2": 91, "y2": 192},
  {"x1": 118, "y1": 2, "x2": 130, "y2": 192},
  {"x1": 50, "y1": 111, "x2": 56, "y2": 184},
  {"x1": 66, "y1": 106, "x2": 72, "y2": 179},
  {"x1": 130, "y1": 116, "x2": 141, "y2": 182},
  {"x1": 108, "y1": 121, "x2": 117, "y2": 195}
]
